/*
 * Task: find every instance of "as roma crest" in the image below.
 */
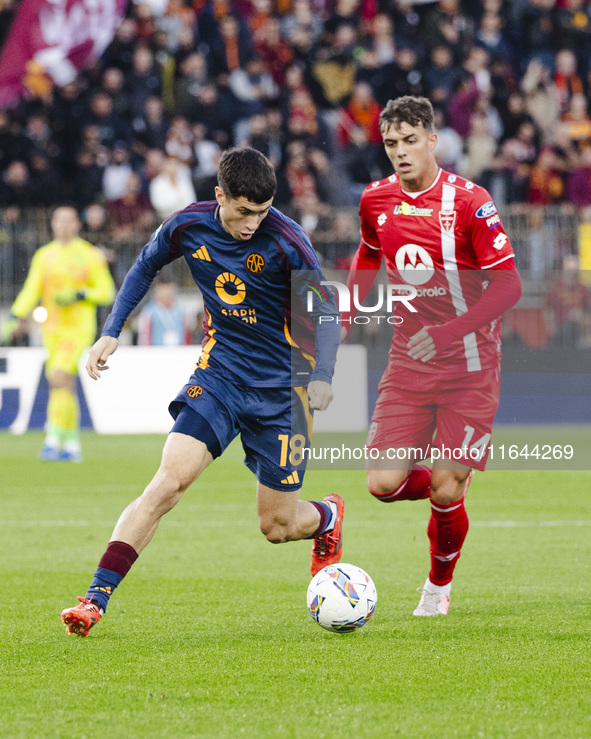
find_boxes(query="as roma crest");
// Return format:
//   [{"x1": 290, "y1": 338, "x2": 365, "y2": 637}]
[
  {"x1": 246, "y1": 253, "x2": 265, "y2": 274},
  {"x1": 439, "y1": 210, "x2": 456, "y2": 232}
]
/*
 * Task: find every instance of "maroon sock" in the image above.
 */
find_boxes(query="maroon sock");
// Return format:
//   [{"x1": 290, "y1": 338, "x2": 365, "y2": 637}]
[
  {"x1": 98, "y1": 540, "x2": 139, "y2": 577},
  {"x1": 427, "y1": 498, "x2": 469, "y2": 586},
  {"x1": 308, "y1": 500, "x2": 331, "y2": 538},
  {"x1": 370, "y1": 464, "x2": 431, "y2": 502}
]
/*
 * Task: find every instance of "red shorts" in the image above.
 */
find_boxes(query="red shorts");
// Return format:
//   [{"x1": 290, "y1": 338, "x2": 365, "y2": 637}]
[{"x1": 367, "y1": 363, "x2": 501, "y2": 471}]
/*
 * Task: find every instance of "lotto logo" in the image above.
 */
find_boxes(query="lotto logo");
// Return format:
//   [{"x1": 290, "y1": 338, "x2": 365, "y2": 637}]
[{"x1": 492, "y1": 232, "x2": 508, "y2": 250}]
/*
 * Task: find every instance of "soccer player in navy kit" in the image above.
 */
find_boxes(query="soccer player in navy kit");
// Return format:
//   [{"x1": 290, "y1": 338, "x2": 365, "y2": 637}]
[{"x1": 61, "y1": 148, "x2": 344, "y2": 636}]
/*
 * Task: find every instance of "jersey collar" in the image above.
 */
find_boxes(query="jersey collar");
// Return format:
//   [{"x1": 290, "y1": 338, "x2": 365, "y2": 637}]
[{"x1": 399, "y1": 167, "x2": 442, "y2": 200}]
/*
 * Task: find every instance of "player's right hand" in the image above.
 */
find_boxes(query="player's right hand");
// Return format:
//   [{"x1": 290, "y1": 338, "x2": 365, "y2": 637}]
[
  {"x1": 0, "y1": 316, "x2": 20, "y2": 346},
  {"x1": 86, "y1": 335, "x2": 118, "y2": 380}
]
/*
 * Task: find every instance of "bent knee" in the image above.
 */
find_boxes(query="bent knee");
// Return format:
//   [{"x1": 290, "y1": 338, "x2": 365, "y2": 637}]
[
  {"x1": 259, "y1": 516, "x2": 295, "y2": 544},
  {"x1": 430, "y1": 471, "x2": 470, "y2": 506},
  {"x1": 367, "y1": 471, "x2": 408, "y2": 501}
]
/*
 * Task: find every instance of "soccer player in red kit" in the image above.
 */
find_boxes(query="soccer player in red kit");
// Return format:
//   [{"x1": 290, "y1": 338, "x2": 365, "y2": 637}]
[{"x1": 343, "y1": 96, "x2": 522, "y2": 615}]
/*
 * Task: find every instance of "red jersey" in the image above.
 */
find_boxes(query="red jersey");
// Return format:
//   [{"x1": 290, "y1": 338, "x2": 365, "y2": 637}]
[{"x1": 358, "y1": 168, "x2": 516, "y2": 373}]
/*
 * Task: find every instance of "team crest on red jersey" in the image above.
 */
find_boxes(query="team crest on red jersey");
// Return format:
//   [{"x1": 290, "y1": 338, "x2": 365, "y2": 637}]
[{"x1": 439, "y1": 210, "x2": 456, "y2": 232}]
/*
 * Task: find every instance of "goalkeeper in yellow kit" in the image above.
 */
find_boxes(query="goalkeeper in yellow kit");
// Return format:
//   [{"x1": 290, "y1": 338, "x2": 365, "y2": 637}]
[{"x1": 2, "y1": 206, "x2": 115, "y2": 461}]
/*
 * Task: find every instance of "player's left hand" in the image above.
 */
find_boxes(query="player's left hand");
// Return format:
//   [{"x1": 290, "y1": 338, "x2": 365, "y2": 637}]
[
  {"x1": 308, "y1": 380, "x2": 333, "y2": 411},
  {"x1": 407, "y1": 328, "x2": 437, "y2": 363},
  {"x1": 0, "y1": 316, "x2": 20, "y2": 346}
]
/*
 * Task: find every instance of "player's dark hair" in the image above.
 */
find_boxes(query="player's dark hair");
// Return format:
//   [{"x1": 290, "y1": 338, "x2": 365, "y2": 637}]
[
  {"x1": 217, "y1": 147, "x2": 277, "y2": 203},
  {"x1": 379, "y1": 96, "x2": 434, "y2": 134}
]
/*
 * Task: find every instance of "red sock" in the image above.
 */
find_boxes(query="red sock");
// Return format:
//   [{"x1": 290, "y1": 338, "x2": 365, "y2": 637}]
[
  {"x1": 371, "y1": 464, "x2": 431, "y2": 502},
  {"x1": 427, "y1": 498, "x2": 469, "y2": 586}
]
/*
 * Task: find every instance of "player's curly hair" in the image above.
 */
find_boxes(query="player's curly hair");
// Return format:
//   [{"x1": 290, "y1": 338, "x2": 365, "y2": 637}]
[
  {"x1": 379, "y1": 96, "x2": 434, "y2": 134},
  {"x1": 217, "y1": 147, "x2": 277, "y2": 204}
]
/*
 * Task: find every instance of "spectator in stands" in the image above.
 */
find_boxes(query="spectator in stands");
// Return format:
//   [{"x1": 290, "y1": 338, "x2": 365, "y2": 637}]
[
  {"x1": 207, "y1": 15, "x2": 253, "y2": 79},
  {"x1": 556, "y1": 0, "x2": 591, "y2": 74},
  {"x1": 108, "y1": 171, "x2": 155, "y2": 239},
  {"x1": 244, "y1": 113, "x2": 281, "y2": 167},
  {"x1": 276, "y1": 141, "x2": 328, "y2": 211},
  {"x1": 128, "y1": 44, "x2": 161, "y2": 110},
  {"x1": 387, "y1": 45, "x2": 425, "y2": 100},
  {"x1": 551, "y1": 120, "x2": 580, "y2": 173},
  {"x1": 500, "y1": 91, "x2": 538, "y2": 144},
  {"x1": 338, "y1": 82, "x2": 382, "y2": 148},
  {"x1": 164, "y1": 116, "x2": 194, "y2": 167},
  {"x1": 139, "y1": 147, "x2": 164, "y2": 195},
  {"x1": 138, "y1": 278, "x2": 192, "y2": 346},
  {"x1": 229, "y1": 57, "x2": 278, "y2": 121},
  {"x1": 433, "y1": 107, "x2": 463, "y2": 173},
  {"x1": 322, "y1": 209, "x2": 358, "y2": 268},
  {"x1": 187, "y1": 83, "x2": 235, "y2": 147},
  {"x1": 284, "y1": 87, "x2": 327, "y2": 150},
  {"x1": 521, "y1": 57, "x2": 561, "y2": 145},
  {"x1": 132, "y1": 95, "x2": 168, "y2": 156},
  {"x1": 157, "y1": 0, "x2": 195, "y2": 53},
  {"x1": 510, "y1": 0, "x2": 556, "y2": 70},
  {"x1": 474, "y1": 11, "x2": 512, "y2": 61},
  {"x1": 84, "y1": 92, "x2": 130, "y2": 149},
  {"x1": 82, "y1": 203, "x2": 110, "y2": 244},
  {"x1": 101, "y1": 67, "x2": 129, "y2": 119},
  {"x1": 174, "y1": 52, "x2": 209, "y2": 119},
  {"x1": 423, "y1": 0, "x2": 472, "y2": 62},
  {"x1": 29, "y1": 154, "x2": 63, "y2": 206},
  {"x1": 102, "y1": 142, "x2": 134, "y2": 202},
  {"x1": 367, "y1": 13, "x2": 397, "y2": 66},
  {"x1": 25, "y1": 113, "x2": 61, "y2": 162},
  {"x1": 448, "y1": 73, "x2": 480, "y2": 137},
  {"x1": 324, "y1": 0, "x2": 362, "y2": 37},
  {"x1": 282, "y1": 0, "x2": 324, "y2": 48},
  {"x1": 567, "y1": 146, "x2": 591, "y2": 207},
  {"x1": 311, "y1": 23, "x2": 359, "y2": 106},
  {"x1": 73, "y1": 149, "x2": 105, "y2": 208},
  {"x1": 423, "y1": 44, "x2": 462, "y2": 106},
  {"x1": 546, "y1": 253, "x2": 591, "y2": 347},
  {"x1": 528, "y1": 146, "x2": 567, "y2": 205},
  {"x1": 192, "y1": 122, "x2": 222, "y2": 183},
  {"x1": 562, "y1": 93, "x2": 591, "y2": 151},
  {"x1": 149, "y1": 155, "x2": 196, "y2": 220},
  {"x1": 459, "y1": 112, "x2": 497, "y2": 183},
  {"x1": 102, "y1": 17, "x2": 138, "y2": 73},
  {"x1": 487, "y1": 120, "x2": 539, "y2": 204},
  {"x1": 0, "y1": 161, "x2": 35, "y2": 210},
  {"x1": 554, "y1": 48, "x2": 584, "y2": 112}
]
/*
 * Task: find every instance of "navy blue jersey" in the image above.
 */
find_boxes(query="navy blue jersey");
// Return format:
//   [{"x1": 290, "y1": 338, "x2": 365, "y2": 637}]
[{"x1": 102, "y1": 202, "x2": 340, "y2": 387}]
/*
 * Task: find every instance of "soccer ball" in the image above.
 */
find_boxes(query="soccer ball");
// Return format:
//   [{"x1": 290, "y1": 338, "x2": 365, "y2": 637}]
[{"x1": 306, "y1": 563, "x2": 377, "y2": 633}]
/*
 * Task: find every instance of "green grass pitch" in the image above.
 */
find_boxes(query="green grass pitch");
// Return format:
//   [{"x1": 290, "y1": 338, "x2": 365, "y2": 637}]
[{"x1": 1, "y1": 431, "x2": 590, "y2": 738}]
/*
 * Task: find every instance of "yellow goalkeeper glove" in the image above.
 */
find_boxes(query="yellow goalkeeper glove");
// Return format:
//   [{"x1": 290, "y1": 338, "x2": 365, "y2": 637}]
[
  {"x1": 54, "y1": 289, "x2": 86, "y2": 307},
  {"x1": 1, "y1": 315, "x2": 20, "y2": 346}
]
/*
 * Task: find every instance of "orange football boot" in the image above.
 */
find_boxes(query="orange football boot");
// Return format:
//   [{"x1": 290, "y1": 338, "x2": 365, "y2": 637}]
[
  {"x1": 310, "y1": 494, "x2": 345, "y2": 576},
  {"x1": 61, "y1": 596, "x2": 102, "y2": 637}
]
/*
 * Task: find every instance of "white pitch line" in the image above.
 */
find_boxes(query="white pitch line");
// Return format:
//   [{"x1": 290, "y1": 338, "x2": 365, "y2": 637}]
[
  {"x1": 2, "y1": 484, "x2": 139, "y2": 495},
  {"x1": 1, "y1": 519, "x2": 591, "y2": 528}
]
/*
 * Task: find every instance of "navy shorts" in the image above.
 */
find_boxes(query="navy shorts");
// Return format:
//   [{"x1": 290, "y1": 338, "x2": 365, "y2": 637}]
[{"x1": 169, "y1": 368, "x2": 314, "y2": 491}]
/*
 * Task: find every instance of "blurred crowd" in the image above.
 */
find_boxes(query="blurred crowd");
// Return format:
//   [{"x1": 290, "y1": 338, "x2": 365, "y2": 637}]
[{"x1": 1, "y1": 0, "x2": 591, "y2": 248}]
